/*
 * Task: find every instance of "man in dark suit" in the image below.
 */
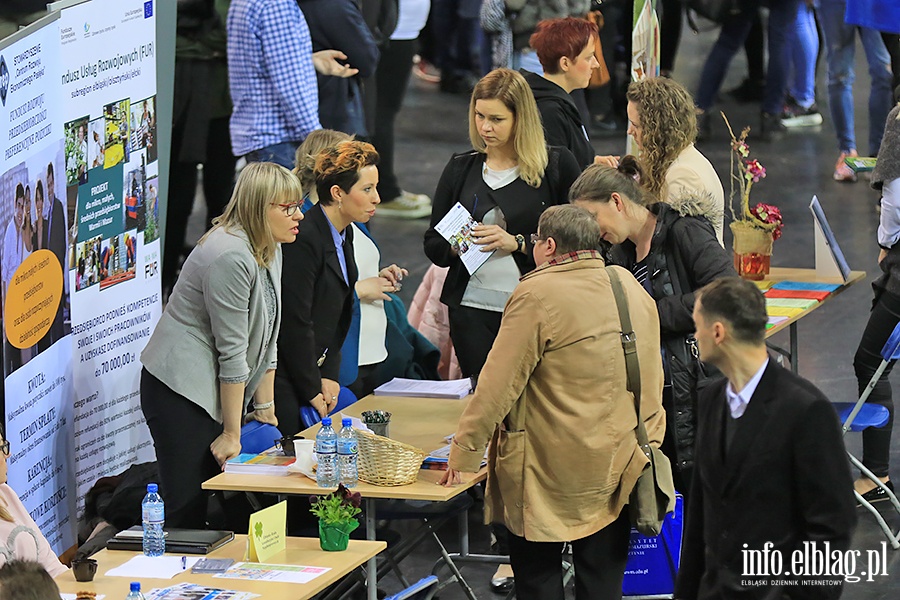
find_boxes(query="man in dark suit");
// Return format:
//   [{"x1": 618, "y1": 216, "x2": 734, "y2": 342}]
[
  {"x1": 45, "y1": 163, "x2": 67, "y2": 344},
  {"x1": 676, "y1": 277, "x2": 857, "y2": 600}
]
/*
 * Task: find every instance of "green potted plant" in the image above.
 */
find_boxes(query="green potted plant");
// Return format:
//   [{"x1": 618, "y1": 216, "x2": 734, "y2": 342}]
[{"x1": 309, "y1": 484, "x2": 362, "y2": 551}]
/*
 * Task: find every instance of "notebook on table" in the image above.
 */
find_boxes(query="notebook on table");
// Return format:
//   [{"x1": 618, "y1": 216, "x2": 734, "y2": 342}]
[{"x1": 107, "y1": 527, "x2": 234, "y2": 554}]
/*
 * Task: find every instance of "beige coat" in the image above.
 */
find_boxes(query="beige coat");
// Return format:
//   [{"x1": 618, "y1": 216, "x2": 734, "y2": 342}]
[{"x1": 449, "y1": 256, "x2": 665, "y2": 542}]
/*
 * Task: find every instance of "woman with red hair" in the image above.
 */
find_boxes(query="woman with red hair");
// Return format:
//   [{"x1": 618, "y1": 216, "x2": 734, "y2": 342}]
[
  {"x1": 276, "y1": 141, "x2": 383, "y2": 435},
  {"x1": 524, "y1": 17, "x2": 601, "y2": 169}
]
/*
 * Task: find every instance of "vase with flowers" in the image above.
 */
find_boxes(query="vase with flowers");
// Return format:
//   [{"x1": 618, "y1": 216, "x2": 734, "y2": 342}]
[
  {"x1": 722, "y1": 113, "x2": 784, "y2": 280},
  {"x1": 309, "y1": 483, "x2": 361, "y2": 551}
]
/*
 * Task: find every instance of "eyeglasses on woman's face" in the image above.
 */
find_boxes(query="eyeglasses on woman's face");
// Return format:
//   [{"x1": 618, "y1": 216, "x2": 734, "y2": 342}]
[
  {"x1": 0, "y1": 440, "x2": 10, "y2": 457},
  {"x1": 272, "y1": 202, "x2": 301, "y2": 217}
]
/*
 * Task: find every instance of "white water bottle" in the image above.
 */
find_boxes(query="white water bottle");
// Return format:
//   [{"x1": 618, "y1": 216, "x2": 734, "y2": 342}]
[
  {"x1": 316, "y1": 417, "x2": 338, "y2": 487},
  {"x1": 337, "y1": 418, "x2": 358, "y2": 488},
  {"x1": 141, "y1": 483, "x2": 165, "y2": 556}
]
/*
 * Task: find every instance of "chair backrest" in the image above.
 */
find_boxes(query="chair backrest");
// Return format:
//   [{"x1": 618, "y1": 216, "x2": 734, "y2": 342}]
[
  {"x1": 239, "y1": 421, "x2": 283, "y2": 454},
  {"x1": 384, "y1": 575, "x2": 439, "y2": 600},
  {"x1": 299, "y1": 386, "x2": 359, "y2": 430},
  {"x1": 880, "y1": 321, "x2": 900, "y2": 362}
]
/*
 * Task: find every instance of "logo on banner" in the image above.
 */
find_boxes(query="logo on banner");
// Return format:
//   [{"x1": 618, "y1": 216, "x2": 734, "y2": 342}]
[
  {"x1": 144, "y1": 1, "x2": 153, "y2": 18},
  {"x1": 0, "y1": 56, "x2": 8, "y2": 106}
]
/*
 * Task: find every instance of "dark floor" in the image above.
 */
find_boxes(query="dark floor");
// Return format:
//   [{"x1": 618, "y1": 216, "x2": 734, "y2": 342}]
[{"x1": 184, "y1": 21, "x2": 900, "y2": 600}]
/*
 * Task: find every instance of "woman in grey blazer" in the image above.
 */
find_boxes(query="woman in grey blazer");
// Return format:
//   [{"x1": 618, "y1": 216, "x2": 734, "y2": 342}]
[{"x1": 140, "y1": 162, "x2": 304, "y2": 528}]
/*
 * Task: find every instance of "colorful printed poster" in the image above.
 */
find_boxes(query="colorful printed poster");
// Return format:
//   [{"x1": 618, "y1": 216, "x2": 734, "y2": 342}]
[
  {"x1": 0, "y1": 13, "x2": 76, "y2": 554},
  {"x1": 56, "y1": 0, "x2": 161, "y2": 516}
]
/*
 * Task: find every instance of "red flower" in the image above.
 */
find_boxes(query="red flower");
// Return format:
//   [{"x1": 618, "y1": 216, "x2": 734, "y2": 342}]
[
  {"x1": 750, "y1": 203, "x2": 784, "y2": 240},
  {"x1": 744, "y1": 159, "x2": 767, "y2": 183}
]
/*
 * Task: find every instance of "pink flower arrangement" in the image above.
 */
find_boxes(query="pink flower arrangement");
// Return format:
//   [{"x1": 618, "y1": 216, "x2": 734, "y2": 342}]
[
  {"x1": 749, "y1": 203, "x2": 783, "y2": 240},
  {"x1": 723, "y1": 113, "x2": 783, "y2": 240},
  {"x1": 745, "y1": 159, "x2": 766, "y2": 183}
]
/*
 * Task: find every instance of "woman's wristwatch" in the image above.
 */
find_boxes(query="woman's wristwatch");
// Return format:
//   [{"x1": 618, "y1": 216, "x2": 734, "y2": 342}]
[{"x1": 515, "y1": 234, "x2": 526, "y2": 253}]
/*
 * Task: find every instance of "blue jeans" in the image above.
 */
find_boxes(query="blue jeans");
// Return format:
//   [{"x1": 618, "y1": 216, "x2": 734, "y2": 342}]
[
  {"x1": 789, "y1": 3, "x2": 818, "y2": 107},
  {"x1": 433, "y1": 0, "x2": 482, "y2": 78},
  {"x1": 696, "y1": 1, "x2": 802, "y2": 116},
  {"x1": 819, "y1": 0, "x2": 893, "y2": 155},
  {"x1": 244, "y1": 141, "x2": 300, "y2": 170}
]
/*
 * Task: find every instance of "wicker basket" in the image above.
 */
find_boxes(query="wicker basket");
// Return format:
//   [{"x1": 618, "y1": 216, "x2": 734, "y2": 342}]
[{"x1": 356, "y1": 429, "x2": 427, "y2": 486}]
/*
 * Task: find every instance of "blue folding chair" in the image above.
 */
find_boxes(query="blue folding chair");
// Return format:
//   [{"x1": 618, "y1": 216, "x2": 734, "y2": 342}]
[
  {"x1": 299, "y1": 385, "x2": 358, "y2": 429},
  {"x1": 832, "y1": 321, "x2": 900, "y2": 549},
  {"x1": 384, "y1": 575, "x2": 439, "y2": 600}
]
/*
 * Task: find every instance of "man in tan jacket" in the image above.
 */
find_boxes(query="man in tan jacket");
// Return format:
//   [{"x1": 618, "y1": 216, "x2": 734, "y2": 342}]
[{"x1": 441, "y1": 204, "x2": 665, "y2": 600}]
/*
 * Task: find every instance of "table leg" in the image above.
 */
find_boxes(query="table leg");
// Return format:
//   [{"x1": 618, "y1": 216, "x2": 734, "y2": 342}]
[
  {"x1": 458, "y1": 510, "x2": 469, "y2": 557},
  {"x1": 790, "y1": 322, "x2": 798, "y2": 374},
  {"x1": 365, "y1": 498, "x2": 377, "y2": 600}
]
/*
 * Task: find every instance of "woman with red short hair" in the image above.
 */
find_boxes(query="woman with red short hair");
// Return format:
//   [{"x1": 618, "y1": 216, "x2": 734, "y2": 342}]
[{"x1": 524, "y1": 17, "x2": 601, "y2": 169}]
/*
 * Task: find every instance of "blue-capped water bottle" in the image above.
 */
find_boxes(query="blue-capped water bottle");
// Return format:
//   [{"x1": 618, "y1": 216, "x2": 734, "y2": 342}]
[
  {"x1": 141, "y1": 483, "x2": 165, "y2": 557},
  {"x1": 337, "y1": 418, "x2": 358, "y2": 488},
  {"x1": 125, "y1": 581, "x2": 145, "y2": 599},
  {"x1": 316, "y1": 417, "x2": 338, "y2": 487}
]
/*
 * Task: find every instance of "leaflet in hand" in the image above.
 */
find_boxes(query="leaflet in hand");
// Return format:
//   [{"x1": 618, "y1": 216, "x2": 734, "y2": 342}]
[{"x1": 434, "y1": 202, "x2": 493, "y2": 275}]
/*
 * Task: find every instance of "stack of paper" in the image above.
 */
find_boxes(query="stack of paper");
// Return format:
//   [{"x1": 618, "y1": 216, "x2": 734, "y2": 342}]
[
  {"x1": 770, "y1": 281, "x2": 840, "y2": 293},
  {"x1": 765, "y1": 288, "x2": 831, "y2": 301},
  {"x1": 766, "y1": 316, "x2": 790, "y2": 329},
  {"x1": 374, "y1": 378, "x2": 473, "y2": 399},
  {"x1": 421, "y1": 436, "x2": 486, "y2": 470},
  {"x1": 105, "y1": 555, "x2": 201, "y2": 579},
  {"x1": 766, "y1": 297, "x2": 819, "y2": 310},
  {"x1": 225, "y1": 450, "x2": 295, "y2": 476},
  {"x1": 144, "y1": 583, "x2": 260, "y2": 600}
]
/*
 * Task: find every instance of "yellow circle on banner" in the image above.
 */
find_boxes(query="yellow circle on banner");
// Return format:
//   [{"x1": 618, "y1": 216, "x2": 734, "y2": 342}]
[{"x1": 4, "y1": 249, "x2": 63, "y2": 349}]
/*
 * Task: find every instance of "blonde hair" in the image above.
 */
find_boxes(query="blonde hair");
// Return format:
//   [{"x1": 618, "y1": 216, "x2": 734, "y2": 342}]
[
  {"x1": 468, "y1": 69, "x2": 548, "y2": 188},
  {"x1": 200, "y1": 162, "x2": 302, "y2": 267},
  {"x1": 293, "y1": 129, "x2": 353, "y2": 197},
  {"x1": 626, "y1": 78, "x2": 698, "y2": 201}
]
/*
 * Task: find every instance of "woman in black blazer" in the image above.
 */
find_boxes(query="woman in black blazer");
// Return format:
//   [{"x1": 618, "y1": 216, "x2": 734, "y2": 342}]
[
  {"x1": 276, "y1": 141, "x2": 384, "y2": 435},
  {"x1": 423, "y1": 68, "x2": 581, "y2": 378}
]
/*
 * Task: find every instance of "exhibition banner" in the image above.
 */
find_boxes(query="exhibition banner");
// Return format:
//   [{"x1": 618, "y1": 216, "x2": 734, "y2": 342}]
[
  {"x1": 0, "y1": 15, "x2": 76, "y2": 553},
  {"x1": 57, "y1": 0, "x2": 161, "y2": 518},
  {"x1": 631, "y1": 0, "x2": 659, "y2": 82}
]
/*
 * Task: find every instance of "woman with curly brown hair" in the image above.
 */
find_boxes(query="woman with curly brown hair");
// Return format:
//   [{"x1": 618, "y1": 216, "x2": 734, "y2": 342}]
[
  {"x1": 625, "y1": 77, "x2": 725, "y2": 244},
  {"x1": 276, "y1": 141, "x2": 382, "y2": 435}
]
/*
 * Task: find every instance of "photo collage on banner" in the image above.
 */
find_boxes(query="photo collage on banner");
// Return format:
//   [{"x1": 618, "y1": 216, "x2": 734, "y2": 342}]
[
  {"x1": 58, "y1": 0, "x2": 160, "y2": 524},
  {"x1": 0, "y1": 16, "x2": 75, "y2": 553}
]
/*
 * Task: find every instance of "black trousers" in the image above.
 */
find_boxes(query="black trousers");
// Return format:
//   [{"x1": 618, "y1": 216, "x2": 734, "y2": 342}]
[
  {"x1": 140, "y1": 368, "x2": 223, "y2": 529},
  {"x1": 508, "y1": 510, "x2": 631, "y2": 600},
  {"x1": 853, "y1": 287, "x2": 900, "y2": 478},
  {"x1": 447, "y1": 305, "x2": 502, "y2": 378},
  {"x1": 373, "y1": 38, "x2": 418, "y2": 202},
  {"x1": 164, "y1": 115, "x2": 236, "y2": 293},
  {"x1": 659, "y1": 0, "x2": 683, "y2": 73}
]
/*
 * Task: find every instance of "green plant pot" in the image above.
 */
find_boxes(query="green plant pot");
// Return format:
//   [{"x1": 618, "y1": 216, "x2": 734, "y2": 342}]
[{"x1": 318, "y1": 520, "x2": 359, "y2": 552}]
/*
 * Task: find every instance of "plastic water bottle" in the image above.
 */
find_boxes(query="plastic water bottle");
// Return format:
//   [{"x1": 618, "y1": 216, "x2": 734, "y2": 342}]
[
  {"x1": 316, "y1": 417, "x2": 338, "y2": 487},
  {"x1": 337, "y1": 418, "x2": 358, "y2": 488},
  {"x1": 125, "y1": 582, "x2": 145, "y2": 600},
  {"x1": 141, "y1": 483, "x2": 165, "y2": 557}
]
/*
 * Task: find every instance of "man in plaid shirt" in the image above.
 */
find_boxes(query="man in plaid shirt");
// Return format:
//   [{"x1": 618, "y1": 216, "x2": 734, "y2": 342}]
[{"x1": 228, "y1": 0, "x2": 356, "y2": 167}]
